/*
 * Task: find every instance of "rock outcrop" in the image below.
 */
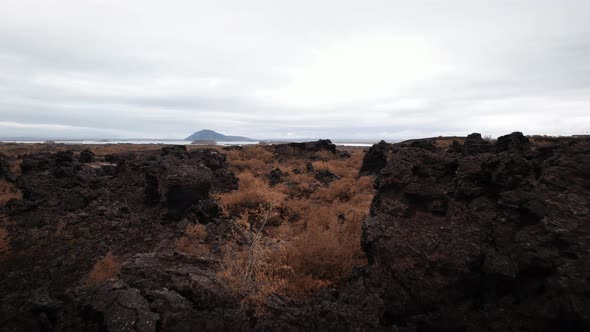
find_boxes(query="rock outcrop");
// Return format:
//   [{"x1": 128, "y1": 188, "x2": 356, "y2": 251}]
[
  {"x1": 361, "y1": 132, "x2": 590, "y2": 330},
  {"x1": 271, "y1": 139, "x2": 337, "y2": 157},
  {"x1": 359, "y1": 140, "x2": 391, "y2": 175},
  {"x1": 0, "y1": 146, "x2": 243, "y2": 330},
  {"x1": 0, "y1": 153, "x2": 14, "y2": 181}
]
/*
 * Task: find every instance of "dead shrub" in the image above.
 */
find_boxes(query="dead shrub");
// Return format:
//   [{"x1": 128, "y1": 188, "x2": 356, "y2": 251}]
[
  {"x1": 312, "y1": 157, "x2": 362, "y2": 178},
  {"x1": 88, "y1": 251, "x2": 122, "y2": 284},
  {"x1": 282, "y1": 199, "x2": 311, "y2": 221},
  {"x1": 312, "y1": 176, "x2": 374, "y2": 203},
  {"x1": 281, "y1": 172, "x2": 318, "y2": 196},
  {"x1": 218, "y1": 200, "x2": 287, "y2": 315},
  {"x1": 216, "y1": 172, "x2": 265, "y2": 211},
  {"x1": 216, "y1": 172, "x2": 286, "y2": 218},
  {"x1": 175, "y1": 223, "x2": 209, "y2": 256},
  {"x1": 313, "y1": 150, "x2": 337, "y2": 161},
  {"x1": 218, "y1": 236, "x2": 288, "y2": 316},
  {"x1": 176, "y1": 237, "x2": 209, "y2": 256},
  {"x1": 285, "y1": 220, "x2": 364, "y2": 282},
  {"x1": 185, "y1": 223, "x2": 207, "y2": 239}
]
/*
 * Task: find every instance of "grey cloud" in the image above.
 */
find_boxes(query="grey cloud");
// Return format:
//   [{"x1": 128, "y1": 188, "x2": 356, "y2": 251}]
[{"x1": 0, "y1": 0, "x2": 589, "y2": 139}]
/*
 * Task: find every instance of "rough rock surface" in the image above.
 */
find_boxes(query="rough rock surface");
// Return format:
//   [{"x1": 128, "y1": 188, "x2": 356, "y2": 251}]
[
  {"x1": 0, "y1": 153, "x2": 11, "y2": 180},
  {"x1": 268, "y1": 167, "x2": 287, "y2": 187},
  {"x1": 359, "y1": 140, "x2": 391, "y2": 175},
  {"x1": 0, "y1": 147, "x2": 246, "y2": 331},
  {"x1": 271, "y1": 139, "x2": 337, "y2": 157},
  {"x1": 79, "y1": 149, "x2": 95, "y2": 163},
  {"x1": 362, "y1": 132, "x2": 590, "y2": 330},
  {"x1": 314, "y1": 169, "x2": 341, "y2": 185}
]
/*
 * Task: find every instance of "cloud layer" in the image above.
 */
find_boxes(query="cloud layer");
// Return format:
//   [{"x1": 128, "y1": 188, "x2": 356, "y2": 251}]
[{"x1": 1, "y1": 0, "x2": 589, "y2": 139}]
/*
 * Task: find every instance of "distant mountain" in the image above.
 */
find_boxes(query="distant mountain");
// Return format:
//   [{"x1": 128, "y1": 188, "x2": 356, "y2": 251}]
[{"x1": 184, "y1": 129, "x2": 254, "y2": 142}]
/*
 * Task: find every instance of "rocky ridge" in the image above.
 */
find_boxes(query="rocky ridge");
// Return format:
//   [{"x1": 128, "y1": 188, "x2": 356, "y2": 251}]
[{"x1": 359, "y1": 132, "x2": 590, "y2": 330}]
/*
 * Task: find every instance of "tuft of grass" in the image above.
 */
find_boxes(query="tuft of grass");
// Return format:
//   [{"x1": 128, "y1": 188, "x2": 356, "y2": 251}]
[
  {"x1": 175, "y1": 223, "x2": 210, "y2": 256},
  {"x1": 87, "y1": 251, "x2": 122, "y2": 284}
]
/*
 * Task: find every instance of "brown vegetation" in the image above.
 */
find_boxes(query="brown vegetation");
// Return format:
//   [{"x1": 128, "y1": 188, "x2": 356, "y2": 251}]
[
  {"x1": 87, "y1": 251, "x2": 122, "y2": 284},
  {"x1": 216, "y1": 146, "x2": 374, "y2": 315},
  {"x1": 175, "y1": 223, "x2": 210, "y2": 256},
  {"x1": 0, "y1": 180, "x2": 21, "y2": 205},
  {"x1": 222, "y1": 146, "x2": 276, "y2": 174}
]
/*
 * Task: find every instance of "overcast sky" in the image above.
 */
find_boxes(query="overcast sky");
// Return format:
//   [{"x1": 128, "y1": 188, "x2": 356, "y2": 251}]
[{"x1": 0, "y1": 0, "x2": 589, "y2": 139}]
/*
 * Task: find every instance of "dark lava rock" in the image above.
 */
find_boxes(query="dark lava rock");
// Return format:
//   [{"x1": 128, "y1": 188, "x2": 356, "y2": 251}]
[
  {"x1": 447, "y1": 140, "x2": 463, "y2": 154},
  {"x1": 496, "y1": 131, "x2": 531, "y2": 152},
  {"x1": 159, "y1": 166, "x2": 212, "y2": 218},
  {"x1": 222, "y1": 145, "x2": 243, "y2": 151},
  {"x1": 54, "y1": 150, "x2": 74, "y2": 166},
  {"x1": 272, "y1": 139, "x2": 337, "y2": 156},
  {"x1": 314, "y1": 169, "x2": 340, "y2": 185},
  {"x1": 268, "y1": 167, "x2": 287, "y2": 187},
  {"x1": 79, "y1": 149, "x2": 95, "y2": 163},
  {"x1": 76, "y1": 283, "x2": 159, "y2": 332},
  {"x1": 360, "y1": 133, "x2": 590, "y2": 331},
  {"x1": 463, "y1": 132, "x2": 493, "y2": 155},
  {"x1": 400, "y1": 138, "x2": 439, "y2": 152},
  {"x1": 359, "y1": 140, "x2": 390, "y2": 175},
  {"x1": 0, "y1": 153, "x2": 12, "y2": 180},
  {"x1": 0, "y1": 146, "x2": 241, "y2": 331},
  {"x1": 161, "y1": 145, "x2": 187, "y2": 159},
  {"x1": 189, "y1": 149, "x2": 226, "y2": 171},
  {"x1": 144, "y1": 148, "x2": 237, "y2": 212}
]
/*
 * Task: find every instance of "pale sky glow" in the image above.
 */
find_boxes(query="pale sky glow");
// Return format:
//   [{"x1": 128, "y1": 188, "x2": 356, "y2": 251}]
[{"x1": 0, "y1": 0, "x2": 589, "y2": 139}]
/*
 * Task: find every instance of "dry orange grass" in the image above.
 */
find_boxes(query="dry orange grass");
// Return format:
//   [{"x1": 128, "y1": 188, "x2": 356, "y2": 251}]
[
  {"x1": 218, "y1": 235, "x2": 289, "y2": 316},
  {"x1": 175, "y1": 223, "x2": 210, "y2": 256},
  {"x1": 88, "y1": 251, "x2": 122, "y2": 284},
  {"x1": 216, "y1": 148, "x2": 374, "y2": 315},
  {"x1": 216, "y1": 172, "x2": 286, "y2": 219},
  {"x1": 313, "y1": 150, "x2": 337, "y2": 161},
  {"x1": 185, "y1": 223, "x2": 207, "y2": 239},
  {"x1": 311, "y1": 152, "x2": 364, "y2": 178},
  {"x1": 311, "y1": 176, "x2": 374, "y2": 203},
  {"x1": 224, "y1": 147, "x2": 276, "y2": 175}
]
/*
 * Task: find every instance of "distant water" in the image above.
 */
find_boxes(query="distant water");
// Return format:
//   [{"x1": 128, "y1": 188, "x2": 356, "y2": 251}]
[
  {"x1": 334, "y1": 142, "x2": 373, "y2": 147},
  {"x1": 0, "y1": 139, "x2": 375, "y2": 147}
]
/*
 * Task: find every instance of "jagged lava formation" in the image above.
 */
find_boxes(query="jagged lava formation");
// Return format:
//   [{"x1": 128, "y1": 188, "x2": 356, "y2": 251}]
[
  {"x1": 358, "y1": 132, "x2": 590, "y2": 330},
  {"x1": 0, "y1": 146, "x2": 245, "y2": 330}
]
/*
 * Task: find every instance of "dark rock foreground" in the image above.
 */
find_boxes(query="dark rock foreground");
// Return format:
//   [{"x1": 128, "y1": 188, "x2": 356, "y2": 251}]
[
  {"x1": 1, "y1": 134, "x2": 589, "y2": 331},
  {"x1": 358, "y1": 132, "x2": 590, "y2": 331},
  {"x1": 1, "y1": 147, "x2": 245, "y2": 331}
]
